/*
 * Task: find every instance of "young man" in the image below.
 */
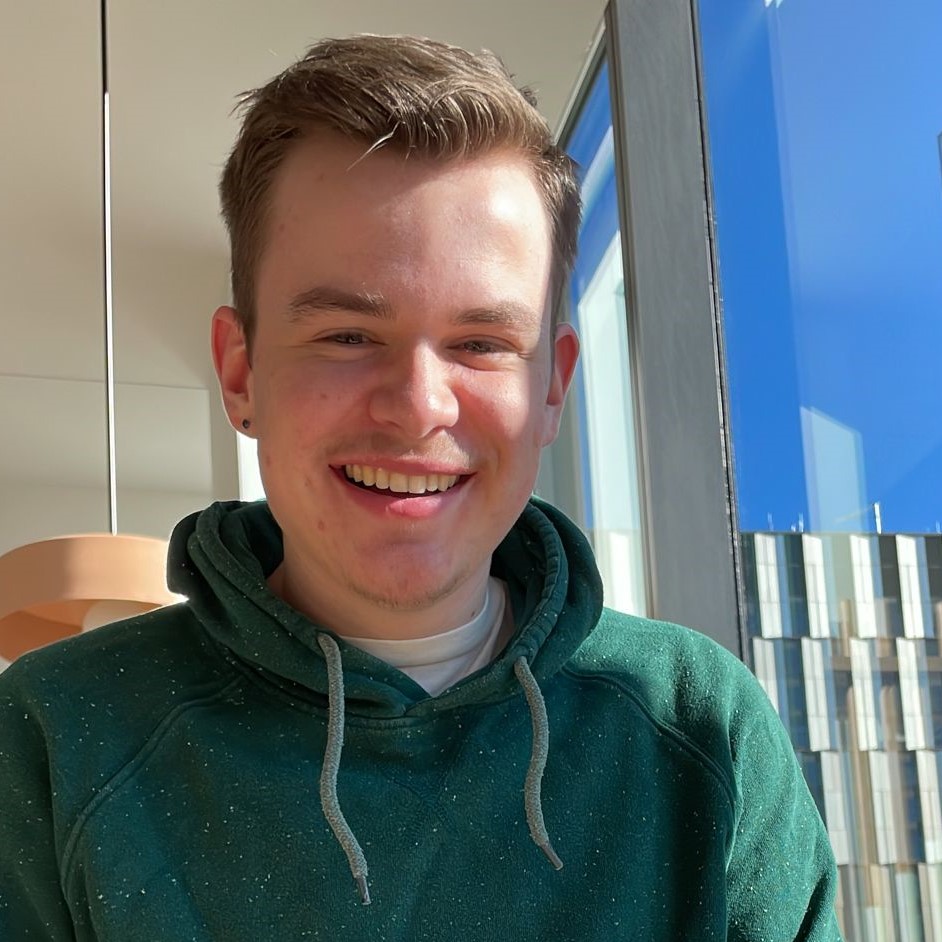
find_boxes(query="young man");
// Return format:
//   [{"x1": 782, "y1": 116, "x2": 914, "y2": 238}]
[{"x1": 0, "y1": 36, "x2": 842, "y2": 940}]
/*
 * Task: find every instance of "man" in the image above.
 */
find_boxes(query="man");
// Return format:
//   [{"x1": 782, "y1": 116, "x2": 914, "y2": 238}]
[{"x1": 0, "y1": 35, "x2": 841, "y2": 940}]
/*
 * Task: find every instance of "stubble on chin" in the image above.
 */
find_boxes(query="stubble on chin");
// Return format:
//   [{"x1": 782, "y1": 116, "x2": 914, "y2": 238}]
[{"x1": 341, "y1": 562, "x2": 475, "y2": 612}]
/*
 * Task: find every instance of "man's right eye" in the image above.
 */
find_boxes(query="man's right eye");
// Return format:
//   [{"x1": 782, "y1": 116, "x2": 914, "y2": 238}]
[{"x1": 325, "y1": 332, "x2": 369, "y2": 345}]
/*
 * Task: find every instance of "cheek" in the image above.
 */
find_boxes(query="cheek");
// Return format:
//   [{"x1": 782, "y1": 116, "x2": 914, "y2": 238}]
[
  {"x1": 257, "y1": 363, "x2": 350, "y2": 427},
  {"x1": 472, "y1": 371, "x2": 552, "y2": 441},
  {"x1": 463, "y1": 376, "x2": 551, "y2": 478}
]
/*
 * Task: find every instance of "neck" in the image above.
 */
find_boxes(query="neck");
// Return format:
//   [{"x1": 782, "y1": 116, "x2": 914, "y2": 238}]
[{"x1": 266, "y1": 556, "x2": 491, "y2": 642}]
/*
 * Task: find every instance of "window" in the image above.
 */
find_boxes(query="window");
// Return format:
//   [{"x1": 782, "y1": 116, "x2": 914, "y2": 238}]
[
  {"x1": 698, "y1": 0, "x2": 942, "y2": 934},
  {"x1": 542, "y1": 59, "x2": 647, "y2": 618}
]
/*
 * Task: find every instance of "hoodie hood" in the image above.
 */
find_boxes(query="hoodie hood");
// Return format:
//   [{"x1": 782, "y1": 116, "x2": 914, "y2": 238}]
[{"x1": 168, "y1": 497, "x2": 603, "y2": 719}]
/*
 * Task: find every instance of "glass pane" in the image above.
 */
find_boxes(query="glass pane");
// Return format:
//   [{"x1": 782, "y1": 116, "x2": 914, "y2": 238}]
[
  {"x1": 698, "y1": 1, "x2": 942, "y2": 937},
  {"x1": 542, "y1": 61, "x2": 647, "y2": 617}
]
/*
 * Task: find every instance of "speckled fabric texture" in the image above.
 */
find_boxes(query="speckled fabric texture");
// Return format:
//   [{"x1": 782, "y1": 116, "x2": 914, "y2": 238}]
[{"x1": 0, "y1": 499, "x2": 842, "y2": 940}]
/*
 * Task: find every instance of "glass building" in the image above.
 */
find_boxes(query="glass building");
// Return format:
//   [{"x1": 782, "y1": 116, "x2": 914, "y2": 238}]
[{"x1": 742, "y1": 531, "x2": 942, "y2": 937}]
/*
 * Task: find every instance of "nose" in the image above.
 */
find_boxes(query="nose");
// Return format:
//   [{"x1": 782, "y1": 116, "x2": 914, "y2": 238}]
[{"x1": 368, "y1": 343, "x2": 460, "y2": 438}]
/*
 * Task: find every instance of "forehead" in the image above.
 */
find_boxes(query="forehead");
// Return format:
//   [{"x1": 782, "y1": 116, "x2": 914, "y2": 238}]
[
  {"x1": 270, "y1": 134, "x2": 548, "y2": 247},
  {"x1": 255, "y1": 133, "x2": 554, "y2": 312}
]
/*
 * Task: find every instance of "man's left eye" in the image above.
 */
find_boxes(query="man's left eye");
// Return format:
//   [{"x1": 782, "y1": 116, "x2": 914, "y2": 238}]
[{"x1": 461, "y1": 340, "x2": 500, "y2": 354}]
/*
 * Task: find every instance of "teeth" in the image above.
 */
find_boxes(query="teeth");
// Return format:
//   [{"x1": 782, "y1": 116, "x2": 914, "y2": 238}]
[{"x1": 343, "y1": 465, "x2": 460, "y2": 494}]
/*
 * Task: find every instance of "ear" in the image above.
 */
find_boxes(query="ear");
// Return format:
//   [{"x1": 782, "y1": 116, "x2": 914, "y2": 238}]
[
  {"x1": 211, "y1": 305, "x2": 254, "y2": 435},
  {"x1": 541, "y1": 323, "x2": 580, "y2": 445}
]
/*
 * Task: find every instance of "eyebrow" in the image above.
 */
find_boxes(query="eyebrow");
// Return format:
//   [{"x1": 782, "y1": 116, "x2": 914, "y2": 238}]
[
  {"x1": 285, "y1": 286, "x2": 538, "y2": 329},
  {"x1": 452, "y1": 301, "x2": 539, "y2": 329},
  {"x1": 285, "y1": 286, "x2": 393, "y2": 322}
]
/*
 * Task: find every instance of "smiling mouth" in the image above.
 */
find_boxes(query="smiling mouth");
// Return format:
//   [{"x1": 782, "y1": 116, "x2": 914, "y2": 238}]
[{"x1": 342, "y1": 464, "x2": 463, "y2": 495}]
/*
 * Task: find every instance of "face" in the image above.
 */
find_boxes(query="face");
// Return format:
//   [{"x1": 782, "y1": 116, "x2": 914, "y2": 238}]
[{"x1": 213, "y1": 133, "x2": 578, "y2": 629}]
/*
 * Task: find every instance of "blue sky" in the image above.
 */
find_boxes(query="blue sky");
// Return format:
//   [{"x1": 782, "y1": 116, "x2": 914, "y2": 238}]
[{"x1": 698, "y1": 0, "x2": 942, "y2": 533}]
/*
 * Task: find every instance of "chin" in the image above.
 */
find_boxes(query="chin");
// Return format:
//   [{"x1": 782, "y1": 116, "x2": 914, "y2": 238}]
[{"x1": 346, "y1": 568, "x2": 469, "y2": 612}]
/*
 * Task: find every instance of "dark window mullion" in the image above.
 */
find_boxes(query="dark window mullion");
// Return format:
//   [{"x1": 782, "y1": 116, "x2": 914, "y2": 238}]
[{"x1": 604, "y1": 0, "x2": 744, "y2": 655}]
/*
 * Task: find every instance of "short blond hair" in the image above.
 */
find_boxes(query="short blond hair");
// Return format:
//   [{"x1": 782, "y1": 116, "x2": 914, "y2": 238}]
[{"x1": 220, "y1": 34, "x2": 581, "y2": 348}]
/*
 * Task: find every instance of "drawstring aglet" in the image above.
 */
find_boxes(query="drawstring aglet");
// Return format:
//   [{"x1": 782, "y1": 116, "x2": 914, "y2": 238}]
[
  {"x1": 538, "y1": 841, "x2": 564, "y2": 871},
  {"x1": 355, "y1": 873, "x2": 371, "y2": 906}
]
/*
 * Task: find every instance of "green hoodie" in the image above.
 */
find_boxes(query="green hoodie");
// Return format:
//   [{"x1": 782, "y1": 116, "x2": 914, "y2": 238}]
[{"x1": 1, "y1": 499, "x2": 840, "y2": 940}]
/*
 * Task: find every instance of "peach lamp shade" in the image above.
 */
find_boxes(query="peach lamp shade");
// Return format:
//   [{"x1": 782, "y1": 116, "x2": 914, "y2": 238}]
[{"x1": 0, "y1": 533, "x2": 179, "y2": 663}]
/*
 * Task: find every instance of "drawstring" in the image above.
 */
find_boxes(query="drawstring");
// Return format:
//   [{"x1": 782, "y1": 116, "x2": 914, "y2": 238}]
[
  {"x1": 513, "y1": 657, "x2": 564, "y2": 870},
  {"x1": 316, "y1": 634, "x2": 371, "y2": 905},
  {"x1": 314, "y1": 637, "x2": 560, "y2": 905}
]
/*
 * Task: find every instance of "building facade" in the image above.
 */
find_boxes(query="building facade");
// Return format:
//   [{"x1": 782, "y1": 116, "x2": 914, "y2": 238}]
[{"x1": 742, "y1": 531, "x2": 942, "y2": 939}]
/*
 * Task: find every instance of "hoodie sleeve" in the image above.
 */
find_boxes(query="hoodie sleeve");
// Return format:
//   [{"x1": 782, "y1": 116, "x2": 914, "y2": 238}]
[
  {"x1": 724, "y1": 658, "x2": 843, "y2": 942},
  {"x1": 0, "y1": 661, "x2": 78, "y2": 940}
]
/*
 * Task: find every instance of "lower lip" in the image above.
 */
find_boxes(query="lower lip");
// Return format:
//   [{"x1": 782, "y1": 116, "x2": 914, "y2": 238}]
[{"x1": 331, "y1": 469, "x2": 467, "y2": 520}]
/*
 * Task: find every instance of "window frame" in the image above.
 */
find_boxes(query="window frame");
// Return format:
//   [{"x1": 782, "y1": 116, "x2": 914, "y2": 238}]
[{"x1": 557, "y1": 0, "x2": 745, "y2": 656}]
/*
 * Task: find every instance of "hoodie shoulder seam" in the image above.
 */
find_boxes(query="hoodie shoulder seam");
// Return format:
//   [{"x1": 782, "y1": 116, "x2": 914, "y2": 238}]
[
  {"x1": 560, "y1": 666, "x2": 738, "y2": 812},
  {"x1": 59, "y1": 676, "x2": 245, "y2": 888}
]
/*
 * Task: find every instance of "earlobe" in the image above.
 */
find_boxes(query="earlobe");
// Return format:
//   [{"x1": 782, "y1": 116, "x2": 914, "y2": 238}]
[{"x1": 211, "y1": 306, "x2": 254, "y2": 433}]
